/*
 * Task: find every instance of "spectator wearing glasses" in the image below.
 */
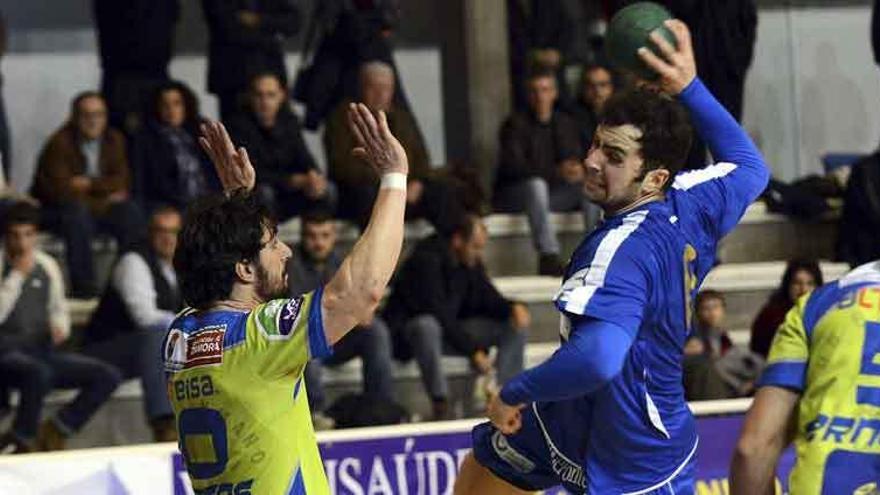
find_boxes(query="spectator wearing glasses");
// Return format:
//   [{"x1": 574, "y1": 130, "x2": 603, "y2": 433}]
[
  {"x1": 567, "y1": 64, "x2": 615, "y2": 150},
  {"x1": 31, "y1": 92, "x2": 144, "y2": 298}
]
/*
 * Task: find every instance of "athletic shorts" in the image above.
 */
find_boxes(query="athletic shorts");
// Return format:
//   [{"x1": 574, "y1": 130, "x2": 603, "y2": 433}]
[{"x1": 471, "y1": 401, "x2": 696, "y2": 494}]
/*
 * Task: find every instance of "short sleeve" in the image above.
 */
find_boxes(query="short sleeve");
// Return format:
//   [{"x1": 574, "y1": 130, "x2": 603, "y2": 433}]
[
  {"x1": 554, "y1": 237, "x2": 649, "y2": 338},
  {"x1": 671, "y1": 163, "x2": 755, "y2": 239},
  {"x1": 757, "y1": 298, "x2": 810, "y2": 392},
  {"x1": 248, "y1": 287, "x2": 331, "y2": 378}
]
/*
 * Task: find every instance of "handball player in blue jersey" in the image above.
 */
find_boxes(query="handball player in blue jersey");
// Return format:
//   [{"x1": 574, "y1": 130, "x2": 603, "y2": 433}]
[{"x1": 454, "y1": 20, "x2": 770, "y2": 494}]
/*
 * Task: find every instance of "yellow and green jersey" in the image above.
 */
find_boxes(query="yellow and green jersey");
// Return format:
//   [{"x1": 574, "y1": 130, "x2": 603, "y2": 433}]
[
  {"x1": 163, "y1": 288, "x2": 332, "y2": 495},
  {"x1": 758, "y1": 262, "x2": 880, "y2": 495}
]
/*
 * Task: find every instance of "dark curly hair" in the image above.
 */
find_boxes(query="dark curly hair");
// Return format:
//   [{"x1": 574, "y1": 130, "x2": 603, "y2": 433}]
[
  {"x1": 174, "y1": 191, "x2": 277, "y2": 309},
  {"x1": 146, "y1": 80, "x2": 204, "y2": 137},
  {"x1": 773, "y1": 259, "x2": 824, "y2": 306},
  {"x1": 600, "y1": 87, "x2": 693, "y2": 189}
]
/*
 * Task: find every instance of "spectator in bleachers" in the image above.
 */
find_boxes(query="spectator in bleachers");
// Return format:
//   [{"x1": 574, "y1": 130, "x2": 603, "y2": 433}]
[
  {"x1": 294, "y1": 0, "x2": 411, "y2": 131},
  {"x1": 31, "y1": 92, "x2": 144, "y2": 298},
  {"x1": 132, "y1": 81, "x2": 220, "y2": 213},
  {"x1": 0, "y1": 202, "x2": 122, "y2": 453},
  {"x1": 837, "y1": 151, "x2": 880, "y2": 267},
  {"x1": 507, "y1": 0, "x2": 574, "y2": 110},
  {"x1": 287, "y1": 211, "x2": 394, "y2": 429},
  {"x1": 93, "y1": 0, "x2": 179, "y2": 135},
  {"x1": 657, "y1": 0, "x2": 757, "y2": 170},
  {"x1": 227, "y1": 73, "x2": 335, "y2": 221},
  {"x1": 567, "y1": 64, "x2": 615, "y2": 150},
  {"x1": 80, "y1": 206, "x2": 183, "y2": 442},
  {"x1": 384, "y1": 215, "x2": 529, "y2": 420},
  {"x1": 684, "y1": 290, "x2": 762, "y2": 400},
  {"x1": 750, "y1": 260, "x2": 823, "y2": 357},
  {"x1": 324, "y1": 61, "x2": 431, "y2": 228},
  {"x1": 687, "y1": 290, "x2": 733, "y2": 359},
  {"x1": 494, "y1": 69, "x2": 591, "y2": 276},
  {"x1": 201, "y1": 0, "x2": 301, "y2": 120}
]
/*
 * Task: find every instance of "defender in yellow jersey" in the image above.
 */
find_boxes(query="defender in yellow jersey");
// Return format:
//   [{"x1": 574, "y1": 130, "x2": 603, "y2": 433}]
[
  {"x1": 165, "y1": 108, "x2": 409, "y2": 494},
  {"x1": 731, "y1": 262, "x2": 880, "y2": 495}
]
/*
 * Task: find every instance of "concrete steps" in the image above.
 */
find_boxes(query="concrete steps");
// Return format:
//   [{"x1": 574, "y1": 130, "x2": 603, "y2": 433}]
[{"x1": 43, "y1": 202, "x2": 840, "y2": 288}]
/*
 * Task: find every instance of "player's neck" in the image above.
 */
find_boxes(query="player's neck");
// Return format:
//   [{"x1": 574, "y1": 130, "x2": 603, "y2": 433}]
[
  {"x1": 208, "y1": 286, "x2": 263, "y2": 312},
  {"x1": 605, "y1": 191, "x2": 665, "y2": 217}
]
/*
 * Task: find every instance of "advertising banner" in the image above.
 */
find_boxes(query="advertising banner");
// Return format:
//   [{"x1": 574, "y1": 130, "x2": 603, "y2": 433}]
[{"x1": 1, "y1": 403, "x2": 795, "y2": 494}]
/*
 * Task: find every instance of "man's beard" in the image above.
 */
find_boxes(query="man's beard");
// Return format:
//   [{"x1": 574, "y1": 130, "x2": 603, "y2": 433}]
[{"x1": 255, "y1": 262, "x2": 288, "y2": 302}]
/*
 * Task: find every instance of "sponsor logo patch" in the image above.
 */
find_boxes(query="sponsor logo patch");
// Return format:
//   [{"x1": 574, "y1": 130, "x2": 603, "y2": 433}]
[
  {"x1": 185, "y1": 326, "x2": 226, "y2": 369},
  {"x1": 164, "y1": 329, "x2": 186, "y2": 372},
  {"x1": 278, "y1": 297, "x2": 304, "y2": 336},
  {"x1": 491, "y1": 430, "x2": 535, "y2": 473}
]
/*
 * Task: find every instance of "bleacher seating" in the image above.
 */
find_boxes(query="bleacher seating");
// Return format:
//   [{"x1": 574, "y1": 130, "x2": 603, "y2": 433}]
[{"x1": 23, "y1": 201, "x2": 849, "y2": 447}]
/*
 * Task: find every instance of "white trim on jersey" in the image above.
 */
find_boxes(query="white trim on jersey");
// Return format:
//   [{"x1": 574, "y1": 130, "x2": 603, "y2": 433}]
[
  {"x1": 839, "y1": 261, "x2": 880, "y2": 288},
  {"x1": 621, "y1": 437, "x2": 699, "y2": 495},
  {"x1": 555, "y1": 210, "x2": 649, "y2": 315},
  {"x1": 672, "y1": 161, "x2": 737, "y2": 191}
]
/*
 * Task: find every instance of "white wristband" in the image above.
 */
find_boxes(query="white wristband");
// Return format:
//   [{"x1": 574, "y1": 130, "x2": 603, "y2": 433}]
[{"x1": 380, "y1": 172, "x2": 407, "y2": 191}]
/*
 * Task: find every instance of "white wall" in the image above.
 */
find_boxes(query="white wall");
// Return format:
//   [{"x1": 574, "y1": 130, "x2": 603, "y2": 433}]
[
  {"x1": 3, "y1": 47, "x2": 444, "y2": 189},
  {"x1": 4, "y1": 3, "x2": 880, "y2": 188},
  {"x1": 742, "y1": 5, "x2": 880, "y2": 180}
]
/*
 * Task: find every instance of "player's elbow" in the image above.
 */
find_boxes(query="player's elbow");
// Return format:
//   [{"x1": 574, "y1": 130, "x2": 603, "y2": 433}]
[
  {"x1": 592, "y1": 354, "x2": 625, "y2": 384},
  {"x1": 734, "y1": 428, "x2": 779, "y2": 465}
]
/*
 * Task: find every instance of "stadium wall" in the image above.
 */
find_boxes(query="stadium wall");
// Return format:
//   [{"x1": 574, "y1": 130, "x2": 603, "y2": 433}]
[{"x1": 2, "y1": 2, "x2": 878, "y2": 187}]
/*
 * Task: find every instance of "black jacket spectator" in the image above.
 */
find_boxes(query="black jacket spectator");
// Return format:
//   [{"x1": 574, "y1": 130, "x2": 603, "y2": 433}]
[
  {"x1": 837, "y1": 152, "x2": 880, "y2": 267},
  {"x1": 131, "y1": 82, "x2": 219, "y2": 212},
  {"x1": 495, "y1": 111, "x2": 582, "y2": 189},
  {"x1": 655, "y1": 0, "x2": 757, "y2": 169},
  {"x1": 93, "y1": 0, "x2": 180, "y2": 132},
  {"x1": 202, "y1": 0, "x2": 301, "y2": 118},
  {"x1": 132, "y1": 124, "x2": 218, "y2": 211},
  {"x1": 507, "y1": 0, "x2": 574, "y2": 109},
  {"x1": 226, "y1": 109, "x2": 318, "y2": 191},
  {"x1": 293, "y1": 0, "x2": 410, "y2": 130},
  {"x1": 94, "y1": 0, "x2": 179, "y2": 78},
  {"x1": 383, "y1": 234, "x2": 513, "y2": 359}
]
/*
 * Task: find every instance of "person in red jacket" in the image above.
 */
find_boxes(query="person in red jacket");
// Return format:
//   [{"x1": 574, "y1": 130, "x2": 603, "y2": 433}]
[{"x1": 749, "y1": 260, "x2": 823, "y2": 357}]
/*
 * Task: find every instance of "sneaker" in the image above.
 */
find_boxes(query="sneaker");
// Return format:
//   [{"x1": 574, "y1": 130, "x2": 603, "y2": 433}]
[
  {"x1": 311, "y1": 412, "x2": 336, "y2": 431},
  {"x1": 0, "y1": 433, "x2": 32, "y2": 455},
  {"x1": 36, "y1": 420, "x2": 67, "y2": 452},
  {"x1": 538, "y1": 253, "x2": 565, "y2": 277}
]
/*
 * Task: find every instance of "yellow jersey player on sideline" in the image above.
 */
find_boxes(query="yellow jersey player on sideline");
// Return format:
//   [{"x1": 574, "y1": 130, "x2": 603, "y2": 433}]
[
  {"x1": 731, "y1": 261, "x2": 880, "y2": 495},
  {"x1": 163, "y1": 106, "x2": 409, "y2": 494}
]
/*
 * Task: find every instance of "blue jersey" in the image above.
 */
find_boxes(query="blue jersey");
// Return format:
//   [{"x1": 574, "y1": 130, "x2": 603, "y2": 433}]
[{"x1": 547, "y1": 80, "x2": 769, "y2": 492}]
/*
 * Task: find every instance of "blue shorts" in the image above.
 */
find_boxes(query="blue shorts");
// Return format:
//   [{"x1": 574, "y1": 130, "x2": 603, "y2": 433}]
[
  {"x1": 472, "y1": 400, "x2": 590, "y2": 493},
  {"x1": 472, "y1": 401, "x2": 696, "y2": 494}
]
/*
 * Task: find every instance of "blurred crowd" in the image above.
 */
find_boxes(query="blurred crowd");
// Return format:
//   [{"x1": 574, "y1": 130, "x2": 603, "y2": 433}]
[{"x1": 0, "y1": 0, "x2": 878, "y2": 454}]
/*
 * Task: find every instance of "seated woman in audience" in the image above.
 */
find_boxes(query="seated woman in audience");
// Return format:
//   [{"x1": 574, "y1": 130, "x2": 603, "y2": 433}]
[
  {"x1": 131, "y1": 81, "x2": 219, "y2": 212},
  {"x1": 749, "y1": 259, "x2": 823, "y2": 357}
]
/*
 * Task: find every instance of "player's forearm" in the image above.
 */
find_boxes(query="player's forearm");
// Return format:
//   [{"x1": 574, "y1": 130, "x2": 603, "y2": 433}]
[
  {"x1": 500, "y1": 318, "x2": 632, "y2": 404},
  {"x1": 678, "y1": 78, "x2": 769, "y2": 192},
  {"x1": 324, "y1": 182, "x2": 406, "y2": 343}
]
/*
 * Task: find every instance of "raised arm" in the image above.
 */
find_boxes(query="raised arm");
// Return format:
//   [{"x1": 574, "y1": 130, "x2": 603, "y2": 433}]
[
  {"x1": 199, "y1": 109, "x2": 407, "y2": 346},
  {"x1": 320, "y1": 105, "x2": 408, "y2": 343},
  {"x1": 639, "y1": 20, "x2": 770, "y2": 234}
]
